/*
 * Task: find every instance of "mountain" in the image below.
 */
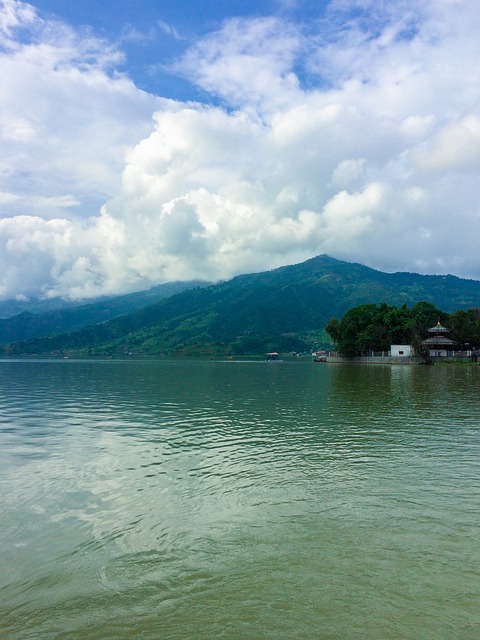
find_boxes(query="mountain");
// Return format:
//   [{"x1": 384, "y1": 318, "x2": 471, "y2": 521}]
[
  {"x1": 2, "y1": 255, "x2": 480, "y2": 356},
  {"x1": 0, "y1": 280, "x2": 209, "y2": 345}
]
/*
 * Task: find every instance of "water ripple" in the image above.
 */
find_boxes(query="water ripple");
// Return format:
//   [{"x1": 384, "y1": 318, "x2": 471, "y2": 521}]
[{"x1": 1, "y1": 360, "x2": 479, "y2": 639}]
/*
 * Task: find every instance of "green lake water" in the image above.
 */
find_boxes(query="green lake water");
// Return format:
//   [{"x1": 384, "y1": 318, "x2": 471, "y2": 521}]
[{"x1": 0, "y1": 359, "x2": 479, "y2": 639}]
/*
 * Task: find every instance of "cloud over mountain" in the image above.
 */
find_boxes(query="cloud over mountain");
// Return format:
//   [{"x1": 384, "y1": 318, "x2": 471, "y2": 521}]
[{"x1": 1, "y1": 0, "x2": 480, "y2": 300}]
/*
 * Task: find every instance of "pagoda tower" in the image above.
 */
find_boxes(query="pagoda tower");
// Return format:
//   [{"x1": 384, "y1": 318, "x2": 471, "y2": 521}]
[{"x1": 421, "y1": 321, "x2": 456, "y2": 358}]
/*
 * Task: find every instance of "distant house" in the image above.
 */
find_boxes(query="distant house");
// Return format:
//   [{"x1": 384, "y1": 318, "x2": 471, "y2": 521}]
[{"x1": 391, "y1": 345, "x2": 413, "y2": 357}]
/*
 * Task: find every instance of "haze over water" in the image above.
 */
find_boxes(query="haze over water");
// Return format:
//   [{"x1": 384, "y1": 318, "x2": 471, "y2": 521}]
[{"x1": 1, "y1": 359, "x2": 479, "y2": 639}]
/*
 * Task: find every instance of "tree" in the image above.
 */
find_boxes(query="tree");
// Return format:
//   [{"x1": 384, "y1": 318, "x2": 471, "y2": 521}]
[
  {"x1": 325, "y1": 301, "x2": 447, "y2": 357},
  {"x1": 448, "y1": 308, "x2": 480, "y2": 349},
  {"x1": 327, "y1": 304, "x2": 385, "y2": 356}
]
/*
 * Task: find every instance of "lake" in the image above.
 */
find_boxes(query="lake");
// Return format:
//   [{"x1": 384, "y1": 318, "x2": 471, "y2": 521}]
[{"x1": 0, "y1": 359, "x2": 479, "y2": 639}]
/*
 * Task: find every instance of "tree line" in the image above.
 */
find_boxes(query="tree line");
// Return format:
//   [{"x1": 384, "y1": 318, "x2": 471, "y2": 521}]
[{"x1": 326, "y1": 302, "x2": 480, "y2": 357}]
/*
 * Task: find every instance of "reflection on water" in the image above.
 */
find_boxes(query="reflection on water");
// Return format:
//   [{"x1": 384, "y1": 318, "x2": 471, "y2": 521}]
[{"x1": 0, "y1": 359, "x2": 479, "y2": 639}]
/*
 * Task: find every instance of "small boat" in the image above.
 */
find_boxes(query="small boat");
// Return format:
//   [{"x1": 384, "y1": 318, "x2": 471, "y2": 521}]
[
  {"x1": 265, "y1": 352, "x2": 282, "y2": 362},
  {"x1": 313, "y1": 356, "x2": 327, "y2": 362}
]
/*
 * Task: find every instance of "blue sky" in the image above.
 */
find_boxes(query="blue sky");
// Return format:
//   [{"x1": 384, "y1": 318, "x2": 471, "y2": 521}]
[
  {"x1": 28, "y1": 0, "x2": 331, "y2": 100},
  {"x1": 1, "y1": 0, "x2": 480, "y2": 300}
]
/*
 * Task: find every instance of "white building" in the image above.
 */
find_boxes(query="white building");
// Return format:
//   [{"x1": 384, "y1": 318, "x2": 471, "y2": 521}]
[{"x1": 390, "y1": 345, "x2": 413, "y2": 357}]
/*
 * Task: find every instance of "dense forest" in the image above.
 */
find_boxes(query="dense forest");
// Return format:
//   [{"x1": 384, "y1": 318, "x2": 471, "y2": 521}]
[{"x1": 326, "y1": 302, "x2": 480, "y2": 356}]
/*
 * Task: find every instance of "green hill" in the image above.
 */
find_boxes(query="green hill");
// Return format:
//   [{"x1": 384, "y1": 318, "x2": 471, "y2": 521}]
[
  {"x1": 2, "y1": 255, "x2": 480, "y2": 356},
  {"x1": 0, "y1": 280, "x2": 208, "y2": 345}
]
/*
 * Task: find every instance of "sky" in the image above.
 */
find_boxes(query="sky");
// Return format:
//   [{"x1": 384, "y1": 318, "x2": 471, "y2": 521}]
[{"x1": 1, "y1": 0, "x2": 480, "y2": 301}]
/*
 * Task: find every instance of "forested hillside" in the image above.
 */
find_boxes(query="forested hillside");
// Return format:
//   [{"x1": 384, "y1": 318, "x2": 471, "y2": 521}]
[
  {"x1": 2, "y1": 255, "x2": 480, "y2": 356},
  {"x1": 0, "y1": 280, "x2": 208, "y2": 345}
]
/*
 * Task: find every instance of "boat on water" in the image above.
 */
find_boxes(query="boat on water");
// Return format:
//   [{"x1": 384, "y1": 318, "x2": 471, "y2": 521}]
[
  {"x1": 313, "y1": 355, "x2": 327, "y2": 362},
  {"x1": 265, "y1": 352, "x2": 282, "y2": 362}
]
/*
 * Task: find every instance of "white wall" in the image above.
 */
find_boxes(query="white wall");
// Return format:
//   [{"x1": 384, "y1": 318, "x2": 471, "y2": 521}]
[{"x1": 391, "y1": 345, "x2": 412, "y2": 357}]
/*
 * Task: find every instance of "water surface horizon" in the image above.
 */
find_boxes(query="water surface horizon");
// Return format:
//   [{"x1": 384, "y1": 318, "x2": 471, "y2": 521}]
[{"x1": 1, "y1": 359, "x2": 479, "y2": 639}]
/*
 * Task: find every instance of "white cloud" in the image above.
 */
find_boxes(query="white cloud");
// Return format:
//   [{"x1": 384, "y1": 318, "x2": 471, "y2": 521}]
[
  {"x1": 175, "y1": 16, "x2": 302, "y2": 114},
  {"x1": 0, "y1": 0, "x2": 160, "y2": 219},
  {"x1": 410, "y1": 114, "x2": 480, "y2": 173},
  {"x1": 156, "y1": 20, "x2": 182, "y2": 41},
  {"x1": 2, "y1": 0, "x2": 480, "y2": 300}
]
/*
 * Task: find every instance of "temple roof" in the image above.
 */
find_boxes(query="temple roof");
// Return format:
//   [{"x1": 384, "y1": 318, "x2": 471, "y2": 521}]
[
  {"x1": 421, "y1": 336, "x2": 456, "y2": 345},
  {"x1": 422, "y1": 320, "x2": 456, "y2": 346},
  {"x1": 427, "y1": 321, "x2": 449, "y2": 334}
]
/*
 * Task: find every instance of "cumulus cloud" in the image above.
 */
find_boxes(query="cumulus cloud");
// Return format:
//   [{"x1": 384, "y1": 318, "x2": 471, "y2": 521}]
[
  {"x1": 0, "y1": 0, "x2": 160, "y2": 218},
  {"x1": 1, "y1": 0, "x2": 480, "y2": 300},
  {"x1": 176, "y1": 16, "x2": 303, "y2": 114}
]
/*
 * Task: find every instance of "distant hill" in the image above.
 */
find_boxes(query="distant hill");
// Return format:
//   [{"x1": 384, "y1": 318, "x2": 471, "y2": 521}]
[
  {"x1": 0, "y1": 281, "x2": 209, "y2": 345},
  {"x1": 2, "y1": 255, "x2": 480, "y2": 356}
]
